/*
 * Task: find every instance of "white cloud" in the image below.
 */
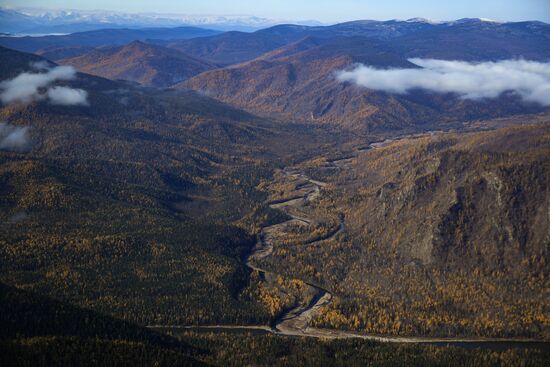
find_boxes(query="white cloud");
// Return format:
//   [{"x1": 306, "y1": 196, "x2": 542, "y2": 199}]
[
  {"x1": 0, "y1": 64, "x2": 89, "y2": 106},
  {"x1": 47, "y1": 86, "x2": 89, "y2": 106},
  {"x1": 30, "y1": 60, "x2": 53, "y2": 71},
  {"x1": 0, "y1": 122, "x2": 30, "y2": 152},
  {"x1": 336, "y1": 59, "x2": 550, "y2": 106}
]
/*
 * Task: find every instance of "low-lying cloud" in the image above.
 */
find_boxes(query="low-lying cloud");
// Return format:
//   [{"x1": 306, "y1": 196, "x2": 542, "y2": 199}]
[
  {"x1": 47, "y1": 86, "x2": 89, "y2": 106},
  {"x1": 0, "y1": 122, "x2": 30, "y2": 152},
  {"x1": 337, "y1": 59, "x2": 550, "y2": 106},
  {"x1": 0, "y1": 64, "x2": 89, "y2": 106},
  {"x1": 30, "y1": 60, "x2": 53, "y2": 71}
]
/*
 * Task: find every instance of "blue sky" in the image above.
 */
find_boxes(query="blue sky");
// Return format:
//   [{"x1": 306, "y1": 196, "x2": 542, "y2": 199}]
[{"x1": 3, "y1": 0, "x2": 550, "y2": 23}]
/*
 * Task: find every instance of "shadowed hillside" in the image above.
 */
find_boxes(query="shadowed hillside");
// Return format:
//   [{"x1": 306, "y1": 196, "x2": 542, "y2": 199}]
[
  {"x1": 256, "y1": 119, "x2": 550, "y2": 339},
  {"x1": 167, "y1": 25, "x2": 309, "y2": 65},
  {"x1": 0, "y1": 282, "x2": 206, "y2": 366},
  {"x1": 0, "y1": 46, "x2": 340, "y2": 331},
  {"x1": 1, "y1": 12, "x2": 549, "y2": 367},
  {"x1": 59, "y1": 41, "x2": 215, "y2": 87},
  {"x1": 182, "y1": 36, "x2": 547, "y2": 133},
  {"x1": 0, "y1": 26, "x2": 221, "y2": 53}
]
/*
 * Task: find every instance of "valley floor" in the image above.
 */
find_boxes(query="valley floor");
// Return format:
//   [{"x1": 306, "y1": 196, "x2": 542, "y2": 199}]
[{"x1": 150, "y1": 125, "x2": 550, "y2": 350}]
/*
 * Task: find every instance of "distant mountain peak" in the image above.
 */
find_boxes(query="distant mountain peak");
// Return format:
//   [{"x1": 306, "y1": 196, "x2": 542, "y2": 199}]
[
  {"x1": 451, "y1": 17, "x2": 502, "y2": 25},
  {"x1": 57, "y1": 40, "x2": 214, "y2": 87},
  {"x1": 404, "y1": 17, "x2": 502, "y2": 25},
  {"x1": 405, "y1": 17, "x2": 444, "y2": 24},
  {"x1": 124, "y1": 39, "x2": 150, "y2": 48},
  {"x1": 0, "y1": 7, "x2": 323, "y2": 34}
]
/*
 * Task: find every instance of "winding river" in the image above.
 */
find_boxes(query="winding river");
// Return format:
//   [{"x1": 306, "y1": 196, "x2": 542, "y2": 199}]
[
  {"x1": 150, "y1": 134, "x2": 549, "y2": 350},
  {"x1": 246, "y1": 167, "x2": 338, "y2": 336}
]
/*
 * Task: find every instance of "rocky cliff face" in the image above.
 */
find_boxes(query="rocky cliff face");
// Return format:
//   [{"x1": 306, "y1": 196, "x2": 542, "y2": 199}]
[{"x1": 345, "y1": 124, "x2": 549, "y2": 272}]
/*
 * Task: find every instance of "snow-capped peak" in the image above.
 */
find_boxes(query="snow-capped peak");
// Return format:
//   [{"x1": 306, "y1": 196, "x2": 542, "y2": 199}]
[
  {"x1": 405, "y1": 17, "x2": 444, "y2": 25},
  {"x1": 450, "y1": 17, "x2": 502, "y2": 25}
]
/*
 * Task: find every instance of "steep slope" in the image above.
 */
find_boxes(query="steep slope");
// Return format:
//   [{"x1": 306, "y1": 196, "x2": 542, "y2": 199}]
[
  {"x1": 314, "y1": 19, "x2": 550, "y2": 60},
  {"x1": 3, "y1": 285, "x2": 548, "y2": 367},
  {"x1": 35, "y1": 45, "x2": 96, "y2": 61},
  {"x1": 0, "y1": 282, "x2": 187, "y2": 348},
  {"x1": 345, "y1": 123, "x2": 550, "y2": 270},
  {"x1": 0, "y1": 46, "x2": 337, "y2": 332},
  {"x1": 167, "y1": 19, "x2": 550, "y2": 67},
  {"x1": 167, "y1": 25, "x2": 309, "y2": 65},
  {"x1": 0, "y1": 282, "x2": 204, "y2": 366},
  {"x1": 329, "y1": 122, "x2": 550, "y2": 338},
  {"x1": 182, "y1": 36, "x2": 545, "y2": 133},
  {"x1": 0, "y1": 44, "x2": 54, "y2": 77},
  {"x1": 258, "y1": 119, "x2": 550, "y2": 339},
  {"x1": 308, "y1": 18, "x2": 436, "y2": 39},
  {"x1": 2, "y1": 18, "x2": 548, "y2": 66},
  {"x1": 391, "y1": 19, "x2": 550, "y2": 60},
  {"x1": 58, "y1": 41, "x2": 215, "y2": 87}
]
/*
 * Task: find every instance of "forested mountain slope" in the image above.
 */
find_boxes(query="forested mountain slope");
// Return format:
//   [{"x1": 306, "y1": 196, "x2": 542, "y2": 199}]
[
  {"x1": 0, "y1": 46, "x2": 335, "y2": 330},
  {"x1": 256, "y1": 119, "x2": 550, "y2": 339},
  {"x1": 58, "y1": 41, "x2": 215, "y2": 87},
  {"x1": 182, "y1": 37, "x2": 547, "y2": 133}
]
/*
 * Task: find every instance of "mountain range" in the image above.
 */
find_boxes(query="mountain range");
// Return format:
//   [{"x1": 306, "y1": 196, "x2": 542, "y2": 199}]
[
  {"x1": 0, "y1": 7, "x2": 323, "y2": 34},
  {"x1": 1, "y1": 17, "x2": 546, "y2": 134},
  {"x1": 1, "y1": 12, "x2": 549, "y2": 366},
  {"x1": 178, "y1": 19, "x2": 550, "y2": 132},
  {"x1": 58, "y1": 41, "x2": 215, "y2": 87},
  {"x1": 0, "y1": 26, "x2": 221, "y2": 53},
  {"x1": 168, "y1": 17, "x2": 550, "y2": 63}
]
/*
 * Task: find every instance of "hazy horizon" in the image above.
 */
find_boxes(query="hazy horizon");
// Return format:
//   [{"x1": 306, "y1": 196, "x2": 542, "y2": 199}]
[{"x1": 2, "y1": 0, "x2": 550, "y2": 24}]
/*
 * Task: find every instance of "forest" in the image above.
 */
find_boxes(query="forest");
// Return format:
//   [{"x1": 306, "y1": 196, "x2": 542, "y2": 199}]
[
  {"x1": 256, "y1": 122, "x2": 550, "y2": 339},
  {"x1": 1, "y1": 43, "x2": 549, "y2": 366}
]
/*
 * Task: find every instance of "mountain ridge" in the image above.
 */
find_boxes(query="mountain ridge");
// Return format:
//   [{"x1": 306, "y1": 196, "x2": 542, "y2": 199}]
[
  {"x1": 58, "y1": 40, "x2": 215, "y2": 87},
  {"x1": 0, "y1": 26, "x2": 221, "y2": 53},
  {"x1": 181, "y1": 34, "x2": 548, "y2": 133}
]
